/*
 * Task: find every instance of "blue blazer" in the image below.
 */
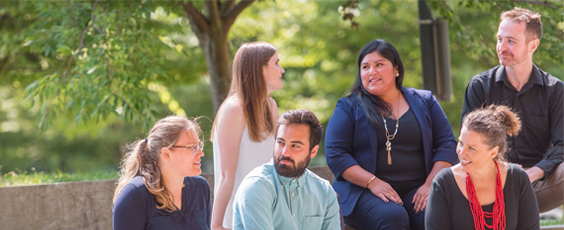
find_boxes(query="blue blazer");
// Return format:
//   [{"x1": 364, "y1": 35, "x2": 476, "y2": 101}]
[{"x1": 325, "y1": 87, "x2": 457, "y2": 216}]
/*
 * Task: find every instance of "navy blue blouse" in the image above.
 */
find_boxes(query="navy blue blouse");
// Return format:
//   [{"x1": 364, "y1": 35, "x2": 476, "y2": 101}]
[{"x1": 113, "y1": 175, "x2": 211, "y2": 230}]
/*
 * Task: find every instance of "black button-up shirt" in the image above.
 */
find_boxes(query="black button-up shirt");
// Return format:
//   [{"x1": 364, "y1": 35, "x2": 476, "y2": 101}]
[{"x1": 461, "y1": 65, "x2": 564, "y2": 179}]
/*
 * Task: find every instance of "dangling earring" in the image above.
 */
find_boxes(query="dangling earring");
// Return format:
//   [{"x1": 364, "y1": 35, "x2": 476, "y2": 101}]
[{"x1": 396, "y1": 73, "x2": 399, "y2": 77}]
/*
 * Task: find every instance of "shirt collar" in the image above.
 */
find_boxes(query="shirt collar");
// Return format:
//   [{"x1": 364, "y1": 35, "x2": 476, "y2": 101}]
[
  {"x1": 495, "y1": 64, "x2": 544, "y2": 87},
  {"x1": 276, "y1": 168, "x2": 307, "y2": 187}
]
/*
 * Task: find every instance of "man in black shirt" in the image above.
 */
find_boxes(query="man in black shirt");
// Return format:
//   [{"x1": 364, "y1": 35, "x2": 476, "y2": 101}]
[{"x1": 461, "y1": 7, "x2": 563, "y2": 213}]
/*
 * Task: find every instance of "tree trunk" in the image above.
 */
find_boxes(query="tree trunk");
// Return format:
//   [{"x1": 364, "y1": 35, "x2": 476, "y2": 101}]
[
  {"x1": 181, "y1": 0, "x2": 255, "y2": 115},
  {"x1": 199, "y1": 33, "x2": 231, "y2": 114}
]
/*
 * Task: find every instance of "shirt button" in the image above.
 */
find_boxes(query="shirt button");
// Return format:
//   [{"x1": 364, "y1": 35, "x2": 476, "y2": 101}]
[
  {"x1": 292, "y1": 193, "x2": 295, "y2": 196},
  {"x1": 293, "y1": 214, "x2": 296, "y2": 218},
  {"x1": 283, "y1": 182, "x2": 285, "y2": 185}
]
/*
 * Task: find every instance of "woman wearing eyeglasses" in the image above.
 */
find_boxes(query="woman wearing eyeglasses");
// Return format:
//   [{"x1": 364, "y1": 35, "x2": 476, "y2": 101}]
[
  {"x1": 113, "y1": 116, "x2": 210, "y2": 230},
  {"x1": 211, "y1": 41, "x2": 285, "y2": 230}
]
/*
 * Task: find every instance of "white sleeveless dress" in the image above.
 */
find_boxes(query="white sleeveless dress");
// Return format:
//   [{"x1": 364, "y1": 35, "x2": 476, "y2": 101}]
[{"x1": 213, "y1": 126, "x2": 274, "y2": 228}]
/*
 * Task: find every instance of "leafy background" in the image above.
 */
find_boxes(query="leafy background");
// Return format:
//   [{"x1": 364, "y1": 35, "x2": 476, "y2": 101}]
[{"x1": 0, "y1": 0, "x2": 562, "y2": 175}]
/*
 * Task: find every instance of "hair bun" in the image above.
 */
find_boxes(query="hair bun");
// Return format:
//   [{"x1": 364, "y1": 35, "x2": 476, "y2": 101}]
[{"x1": 488, "y1": 105, "x2": 521, "y2": 136}]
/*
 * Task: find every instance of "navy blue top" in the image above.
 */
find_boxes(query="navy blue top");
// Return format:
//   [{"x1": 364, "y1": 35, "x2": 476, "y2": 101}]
[
  {"x1": 113, "y1": 175, "x2": 211, "y2": 230},
  {"x1": 375, "y1": 108, "x2": 427, "y2": 192},
  {"x1": 325, "y1": 87, "x2": 458, "y2": 216}
]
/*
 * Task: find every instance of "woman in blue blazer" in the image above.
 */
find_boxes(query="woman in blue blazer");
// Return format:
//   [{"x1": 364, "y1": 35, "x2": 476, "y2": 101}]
[{"x1": 325, "y1": 39, "x2": 457, "y2": 230}]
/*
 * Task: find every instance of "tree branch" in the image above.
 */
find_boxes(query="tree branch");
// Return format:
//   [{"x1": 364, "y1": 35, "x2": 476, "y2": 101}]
[
  {"x1": 223, "y1": 0, "x2": 255, "y2": 31},
  {"x1": 511, "y1": 0, "x2": 559, "y2": 10},
  {"x1": 180, "y1": 1, "x2": 210, "y2": 34},
  {"x1": 93, "y1": 26, "x2": 113, "y2": 83},
  {"x1": 220, "y1": 0, "x2": 236, "y2": 16},
  {"x1": 62, "y1": 0, "x2": 100, "y2": 83},
  {"x1": 494, "y1": 0, "x2": 509, "y2": 10},
  {"x1": 204, "y1": 0, "x2": 222, "y2": 31}
]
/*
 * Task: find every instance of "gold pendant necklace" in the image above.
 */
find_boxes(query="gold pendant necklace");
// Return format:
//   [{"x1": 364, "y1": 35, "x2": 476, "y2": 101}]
[
  {"x1": 382, "y1": 114, "x2": 399, "y2": 165},
  {"x1": 383, "y1": 94, "x2": 401, "y2": 165}
]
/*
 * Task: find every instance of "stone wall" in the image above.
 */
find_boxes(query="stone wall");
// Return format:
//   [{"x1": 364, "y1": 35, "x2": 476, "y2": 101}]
[{"x1": 0, "y1": 167, "x2": 334, "y2": 230}]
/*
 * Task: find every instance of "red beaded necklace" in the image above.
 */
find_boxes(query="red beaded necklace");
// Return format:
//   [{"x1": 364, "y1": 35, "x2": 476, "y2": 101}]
[{"x1": 466, "y1": 161, "x2": 506, "y2": 230}]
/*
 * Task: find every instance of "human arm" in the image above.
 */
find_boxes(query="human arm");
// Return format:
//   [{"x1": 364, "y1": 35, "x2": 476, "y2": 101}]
[
  {"x1": 516, "y1": 167, "x2": 540, "y2": 230},
  {"x1": 428, "y1": 92, "x2": 458, "y2": 166},
  {"x1": 113, "y1": 184, "x2": 147, "y2": 230},
  {"x1": 232, "y1": 177, "x2": 275, "y2": 230},
  {"x1": 325, "y1": 99, "x2": 401, "y2": 204},
  {"x1": 342, "y1": 166, "x2": 402, "y2": 204},
  {"x1": 211, "y1": 100, "x2": 247, "y2": 230},
  {"x1": 532, "y1": 82, "x2": 564, "y2": 181},
  {"x1": 524, "y1": 166, "x2": 544, "y2": 182},
  {"x1": 412, "y1": 160, "x2": 452, "y2": 213},
  {"x1": 321, "y1": 188, "x2": 341, "y2": 230},
  {"x1": 424, "y1": 169, "x2": 452, "y2": 230},
  {"x1": 461, "y1": 76, "x2": 486, "y2": 125},
  {"x1": 413, "y1": 93, "x2": 457, "y2": 212},
  {"x1": 412, "y1": 91, "x2": 457, "y2": 213}
]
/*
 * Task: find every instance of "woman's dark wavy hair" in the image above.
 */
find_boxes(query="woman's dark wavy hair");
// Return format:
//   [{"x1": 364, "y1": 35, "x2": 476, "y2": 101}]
[{"x1": 348, "y1": 39, "x2": 405, "y2": 129}]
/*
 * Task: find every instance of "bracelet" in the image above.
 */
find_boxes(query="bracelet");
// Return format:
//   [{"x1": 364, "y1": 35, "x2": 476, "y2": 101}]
[{"x1": 366, "y1": 176, "x2": 376, "y2": 189}]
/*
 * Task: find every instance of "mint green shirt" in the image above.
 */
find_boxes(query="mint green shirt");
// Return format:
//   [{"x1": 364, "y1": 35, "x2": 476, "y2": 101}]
[{"x1": 233, "y1": 160, "x2": 341, "y2": 230}]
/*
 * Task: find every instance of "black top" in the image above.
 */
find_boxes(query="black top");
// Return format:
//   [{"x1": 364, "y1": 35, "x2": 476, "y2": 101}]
[
  {"x1": 113, "y1": 175, "x2": 211, "y2": 230},
  {"x1": 461, "y1": 65, "x2": 564, "y2": 179},
  {"x1": 375, "y1": 108, "x2": 427, "y2": 192},
  {"x1": 425, "y1": 164, "x2": 539, "y2": 230}
]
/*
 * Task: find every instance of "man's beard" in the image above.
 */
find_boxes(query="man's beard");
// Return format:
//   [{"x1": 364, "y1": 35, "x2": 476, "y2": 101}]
[{"x1": 274, "y1": 155, "x2": 311, "y2": 178}]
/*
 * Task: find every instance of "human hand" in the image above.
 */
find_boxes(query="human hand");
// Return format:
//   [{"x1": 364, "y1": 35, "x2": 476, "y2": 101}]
[
  {"x1": 211, "y1": 225, "x2": 231, "y2": 230},
  {"x1": 412, "y1": 183, "x2": 430, "y2": 214},
  {"x1": 525, "y1": 166, "x2": 544, "y2": 183},
  {"x1": 368, "y1": 178, "x2": 403, "y2": 205}
]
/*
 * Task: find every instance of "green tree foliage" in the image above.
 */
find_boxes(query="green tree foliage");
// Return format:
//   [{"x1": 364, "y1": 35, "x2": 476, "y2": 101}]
[
  {"x1": 14, "y1": 1, "x2": 209, "y2": 130},
  {"x1": 429, "y1": 0, "x2": 563, "y2": 66},
  {"x1": 0, "y1": 0, "x2": 562, "y2": 174}
]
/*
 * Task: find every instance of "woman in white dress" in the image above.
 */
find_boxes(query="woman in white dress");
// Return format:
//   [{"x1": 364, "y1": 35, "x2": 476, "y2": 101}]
[{"x1": 211, "y1": 41, "x2": 285, "y2": 230}]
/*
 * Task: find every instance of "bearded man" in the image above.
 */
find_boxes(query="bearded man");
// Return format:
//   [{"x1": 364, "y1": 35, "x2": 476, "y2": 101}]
[{"x1": 233, "y1": 109, "x2": 341, "y2": 230}]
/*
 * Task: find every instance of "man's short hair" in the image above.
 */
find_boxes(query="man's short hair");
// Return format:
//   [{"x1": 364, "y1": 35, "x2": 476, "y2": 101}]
[
  {"x1": 276, "y1": 109, "x2": 323, "y2": 152},
  {"x1": 500, "y1": 7, "x2": 542, "y2": 42}
]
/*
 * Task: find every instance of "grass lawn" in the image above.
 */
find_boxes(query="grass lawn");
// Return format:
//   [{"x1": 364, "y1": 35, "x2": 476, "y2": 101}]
[
  {"x1": 541, "y1": 218, "x2": 564, "y2": 226},
  {"x1": 0, "y1": 169, "x2": 118, "y2": 187}
]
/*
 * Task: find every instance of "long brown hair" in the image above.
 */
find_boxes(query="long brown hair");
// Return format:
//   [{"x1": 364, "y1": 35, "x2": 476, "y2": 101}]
[
  {"x1": 349, "y1": 39, "x2": 405, "y2": 129},
  {"x1": 462, "y1": 105, "x2": 521, "y2": 162},
  {"x1": 113, "y1": 116, "x2": 202, "y2": 212},
  {"x1": 213, "y1": 41, "x2": 277, "y2": 142}
]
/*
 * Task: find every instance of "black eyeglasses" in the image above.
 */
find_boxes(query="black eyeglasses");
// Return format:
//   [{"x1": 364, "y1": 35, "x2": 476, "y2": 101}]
[{"x1": 170, "y1": 142, "x2": 204, "y2": 155}]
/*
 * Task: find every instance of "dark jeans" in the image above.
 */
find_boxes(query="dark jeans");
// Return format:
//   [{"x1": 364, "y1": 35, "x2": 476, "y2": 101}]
[{"x1": 344, "y1": 187, "x2": 424, "y2": 230}]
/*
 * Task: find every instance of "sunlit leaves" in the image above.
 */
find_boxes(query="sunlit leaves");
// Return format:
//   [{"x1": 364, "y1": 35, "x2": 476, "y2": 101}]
[{"x1": 15, "y1": 1, "x2": 206, "y2": 130}]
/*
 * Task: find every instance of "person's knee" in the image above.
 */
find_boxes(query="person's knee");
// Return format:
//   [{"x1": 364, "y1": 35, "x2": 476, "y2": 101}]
[
  {"x1": 378, "y1": 205, "x2": 410, "y2": 224},
  {"x1": 555, "y1": 162, "x2": 564, "y2": 181},
  {"x1": 348, "y1": 203, "x2": 409, "y2": 229}
]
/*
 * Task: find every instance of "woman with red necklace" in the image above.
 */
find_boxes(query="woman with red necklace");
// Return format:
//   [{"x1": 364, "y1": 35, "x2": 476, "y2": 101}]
[{"x1": 426, "y1": 105, "x2": 539, "y2": 230}]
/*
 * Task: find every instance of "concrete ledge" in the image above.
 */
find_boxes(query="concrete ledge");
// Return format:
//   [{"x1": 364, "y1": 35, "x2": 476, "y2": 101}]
[
  {"x1": 541, "y1": 225, "x2": 564, "y2": 230},
  {"x1": 0, "y1": 166, "x2": 333, "y2": 229},
  {"x1": 1, "y1": 167, "x2": 560, "y2": 230},
  {"x1": 0, "y1": 179, "x2": 116, "y2": 230}
]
